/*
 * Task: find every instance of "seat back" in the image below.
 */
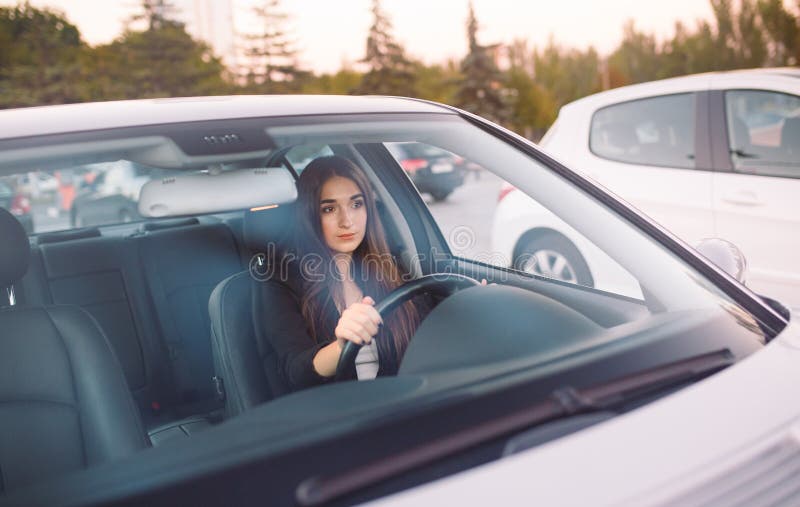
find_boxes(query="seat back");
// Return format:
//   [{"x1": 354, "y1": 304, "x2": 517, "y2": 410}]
[
  {"x1": 0, "y1": 209, "x2": 147, "y2": 493},
  {"x1": 136, "y1": 222, "x2": 243, "y2": 414},
  {"x1": 36, "y1": 234, "x2": 170, "y2": 424},
  {"x1": 780, "y1": 117, "x2": 800, "y2": 156},
  {"x1": 209, "y1": 271, "x2": 272, "y2": 417},
  {"x1": 208, "y1": 204, "x2": 294, "y2": 418},
  {"x1": 0, "y1": 306, "x2": 149, "y2": 492}
]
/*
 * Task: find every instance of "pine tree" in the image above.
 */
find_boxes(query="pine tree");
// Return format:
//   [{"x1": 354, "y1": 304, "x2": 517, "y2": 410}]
[
  {"x1": 355, "y1": 0, "x2": 417, "y2": 96},
  {"x1": 240, "y1": 0, "x2": 307, "y2": 93},
  {"x1": 455, "y1": 2, "x2": 508, "y2": 123},
  {"x1": 88, "y1": 0, "x2": 230, "y2": 100},
  {"x1": 128, "y1": 0, "x2": 182, "y2": 31}
]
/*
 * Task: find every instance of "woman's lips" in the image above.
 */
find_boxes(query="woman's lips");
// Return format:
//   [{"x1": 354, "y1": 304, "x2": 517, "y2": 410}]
[{"x1": 338, "y1": 233, "x2": 356, "y2": 239}]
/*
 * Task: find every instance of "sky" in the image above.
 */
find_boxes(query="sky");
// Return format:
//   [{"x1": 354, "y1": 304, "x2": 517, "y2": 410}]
[{"x1": 5, "y1": 0, "x2": 716, "y2": 74}]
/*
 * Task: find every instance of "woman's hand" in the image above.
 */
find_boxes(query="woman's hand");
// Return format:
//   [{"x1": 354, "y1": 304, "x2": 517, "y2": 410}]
[{"x1": 335, "y1": 296, "x2": 383, "y2": 348}]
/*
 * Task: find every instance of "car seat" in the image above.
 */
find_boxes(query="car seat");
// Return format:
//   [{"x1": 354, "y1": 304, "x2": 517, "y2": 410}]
[
  {"x1": 208, "y1": 203, "x2": 295, "y2": 418},
  {"x1": 780, "y1": 117, "x2": 800, "y2": 158},
  {"x1": 0, "y1": 208, "x2": 147, "y2": 493}
]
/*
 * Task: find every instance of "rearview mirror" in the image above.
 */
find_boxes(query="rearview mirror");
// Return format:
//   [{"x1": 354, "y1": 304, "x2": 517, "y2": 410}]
[{"x1": 695, "y1": 238, "x2": 748, "y2": 285}]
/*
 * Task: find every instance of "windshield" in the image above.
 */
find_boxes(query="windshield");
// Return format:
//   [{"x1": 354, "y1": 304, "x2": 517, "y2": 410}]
[{"x1": 0, "y1": 110, "x2": 770, "y2": 506}]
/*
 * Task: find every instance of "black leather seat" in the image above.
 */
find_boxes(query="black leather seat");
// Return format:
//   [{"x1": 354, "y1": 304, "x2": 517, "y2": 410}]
[
  {"x1": 209, "y1": 204, "x2": 295, "y2": 418},
  {"x1": 781, "y1": 117, "x2": 800, "y2": 157},
  {"x1": 0, "y1": 208, "x2": 148, "y2": 493}
]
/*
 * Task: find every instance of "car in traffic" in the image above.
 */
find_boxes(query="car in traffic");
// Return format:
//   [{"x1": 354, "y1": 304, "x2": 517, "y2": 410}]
[
  {"x1": 70, "y1": 161, "x2": 150, "y2": 227},
  {"x1": 0, "y1": 95, "x2": 794, "y2": 507},
  {"x1": 0, "y1": 178, "x2": 33, "y2": 233},
  {"x1": 493, "y1": 67, "x2": 800, "y2": 309},
  {"x1": 15, "y1": 171, "x2": 59, "y2": 198},
  {"x1": 386, "y1": 141, "x2": 466, "y2": 201}
]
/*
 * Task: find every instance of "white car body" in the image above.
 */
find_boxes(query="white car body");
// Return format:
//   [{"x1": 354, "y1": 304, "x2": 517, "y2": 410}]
[
  {"x1": 376, "y1": 317, "x2": 800, "y2": 507},
  {"x1": 96, "y1": 160, "x2": 149, "y2": 200},
  {"x1": 491, "y1": 187, "x2": 643, "y2": 298},
  {"x1": 494, "y1": 68, "x2": 800, "y2": 308}
]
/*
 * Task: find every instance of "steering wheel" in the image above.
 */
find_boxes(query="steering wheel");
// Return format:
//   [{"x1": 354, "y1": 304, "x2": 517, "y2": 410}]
[{"x1": 334, "y1": 273, "x2": 481, "y2": 380}]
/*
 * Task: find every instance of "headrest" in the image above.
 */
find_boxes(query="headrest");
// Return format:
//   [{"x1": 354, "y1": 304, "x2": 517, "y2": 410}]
[
  {"x1": 0, "y1": 208, "x2": 30, "y2": 286},
  {"x1": 603, "y1": 122, "x2": 637, "y2": 150},
  {"x1": 37, "y1": 227, "x2": 101, "y2": 245},
  {"x1": 731, "y1": 116, "x2": 752, "y2": 150},
  {"x1": 781, "y1": 117, "x2": 800, "y2": 150},
  {"x1": 142, "y1": 217, "x2": 199, "y2": 232},
  {"x1": 243, "y1": 203, "x2": 295, "y2": 254}
]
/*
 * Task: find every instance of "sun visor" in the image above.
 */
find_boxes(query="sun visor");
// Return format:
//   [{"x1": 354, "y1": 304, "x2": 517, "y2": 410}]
[{"x1": 138, "y1": 167, "x2": 296, "y2": 218}]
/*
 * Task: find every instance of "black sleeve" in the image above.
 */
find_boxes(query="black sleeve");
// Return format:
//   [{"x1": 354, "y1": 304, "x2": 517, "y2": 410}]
[{"x1": 255, "y1": 281, "x2": 334, "y2": 393}]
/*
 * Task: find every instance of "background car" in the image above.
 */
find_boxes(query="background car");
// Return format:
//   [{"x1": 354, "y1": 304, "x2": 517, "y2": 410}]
[
  {"x1": 70, "y1": 161, "x2": 150, "y2": 227},
  {"x1": 0, "y1": 179, "x2": 33, "y2": 233},
  {"x1": 15, "y1": 171, "x2": 59, "y2": 198},
  {"x1": 386, "y1": 142, "x2": 466, "y2": 201},
  {"x1": 494, "y1": 67, "x2": 800, "y2": 309}
]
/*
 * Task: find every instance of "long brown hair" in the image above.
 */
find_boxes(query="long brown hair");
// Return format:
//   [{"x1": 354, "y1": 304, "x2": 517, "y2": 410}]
[{"x1": 292, "y1": 155, "x2": 420, "y2": 373}]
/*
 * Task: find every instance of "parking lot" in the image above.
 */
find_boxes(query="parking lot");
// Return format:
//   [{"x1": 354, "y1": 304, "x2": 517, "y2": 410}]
[{"x1": 423, "y1": 169, "x2": 503, "y2": 260}]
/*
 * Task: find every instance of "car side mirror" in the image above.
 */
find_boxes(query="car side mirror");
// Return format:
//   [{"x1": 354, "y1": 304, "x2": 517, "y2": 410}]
[{"x1": 694, "y1": 238, "x2": 748, "y2": 285}]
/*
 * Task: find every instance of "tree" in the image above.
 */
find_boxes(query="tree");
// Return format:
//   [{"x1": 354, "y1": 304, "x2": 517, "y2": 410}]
[
  {"x1": 659, "y1": 20, "x2": 716, "y2": 78},
  {"x1": 240, "y1": 0, "x2": 308, "y2": 93},
  {"x1": 0, "y1": 2, "x2": 88, "y2": 108},
  {"x1": 758, "y1": 0, "x2": 799, "y2": 65},
  {"x1": 354, "y1": 0, "x2": 417, "y2": 96},
  {"x1": 504, "y1": 39, "x2": 556, "y2": 140},
  {"x1": 607, "y1": 21, "x2": 662, "y2": 86},
  {"x1": 413, "y1": 60, "x2": 462, "y2": 104},
  {"x1": 533, "y1": 38, "x2": 601, "y2": 106},
  {"x1": 127, "y1": 0, "x2": 181, "y2": 31},
  {"x1": 302, "y1": 68, "x2": 363, "y2": 95},
  {"x1": 454, "y1": 2, "x2": 508, "y2": 123},
  {"x1": 737, "y1": 0, "x2": 767, "y2": 67},
  {"x1": 607, "y1": 0, "x2": 774, "y2": 86},
  {"x1": 86, "y1": 0, "x2": 230, "y2": 100},
  {"x1": 710, "y1": 0, "x2": 738, "y2": 69}
]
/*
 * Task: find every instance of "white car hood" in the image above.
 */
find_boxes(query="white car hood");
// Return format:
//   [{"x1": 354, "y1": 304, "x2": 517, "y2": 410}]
[{"x1": 372, "y1": 318, "x2": 800, "y2": 506}]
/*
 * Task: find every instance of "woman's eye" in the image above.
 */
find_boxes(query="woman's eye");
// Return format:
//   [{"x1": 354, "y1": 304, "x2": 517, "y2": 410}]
[
  {"x1": 321, "y1": 206, "x2": 334, "y2": 214},
  {"x1": 352, "y1": 200, "x2": 364, "y2": 209}
]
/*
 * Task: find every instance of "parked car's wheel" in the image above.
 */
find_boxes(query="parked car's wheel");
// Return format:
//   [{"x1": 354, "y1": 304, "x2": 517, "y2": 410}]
[
  {"x1": 430, "y1": 190, "x2": 451, "y2": 202},
  {"x1": 514, "y1": 231, "x2": 594, "y2": 287}
]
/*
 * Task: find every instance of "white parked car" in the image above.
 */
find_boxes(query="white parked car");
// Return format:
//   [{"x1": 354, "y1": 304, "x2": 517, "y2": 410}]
[
  {"x1": 0, "y1": 95, "x2": 794, "y2": 507},
  {"x1": 493, "y1": 68, "x2": 800, "y2": 309}
]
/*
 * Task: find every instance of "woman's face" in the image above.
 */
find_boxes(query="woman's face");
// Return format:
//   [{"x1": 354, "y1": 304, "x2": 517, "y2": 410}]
[{"x1": 318, "y1": 175, "x2": 367, "y2": 255}]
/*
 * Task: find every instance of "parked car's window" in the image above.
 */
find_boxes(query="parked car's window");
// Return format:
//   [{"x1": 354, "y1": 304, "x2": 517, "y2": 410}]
[
  {"x1": 590, "y1": 94, "x2": 696, "y2": 169},
  {"x1": 725, "y1": 90, "x2": 800, "y2": 178},
  {"x1": 385, "y1": 141, "x2": 642, "y2": 298}
]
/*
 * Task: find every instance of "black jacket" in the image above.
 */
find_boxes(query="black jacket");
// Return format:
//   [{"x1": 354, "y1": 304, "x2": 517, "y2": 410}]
[
  {"x1": 253, "y1": 278, "x2": 347, "y2": 396},
  {"x1": 253, "y1": 258, "x2": 433, "y2": 397}
]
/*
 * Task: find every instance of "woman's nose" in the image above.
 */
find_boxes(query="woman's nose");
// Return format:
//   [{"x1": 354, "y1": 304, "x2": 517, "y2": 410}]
[{"x1": 339, "y1": 209, "x2": 353, "y2": 228}]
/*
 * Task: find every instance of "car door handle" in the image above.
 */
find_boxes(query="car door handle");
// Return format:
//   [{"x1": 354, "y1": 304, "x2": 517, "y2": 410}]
[{"x1": 721, "y1": 191, "x2": 764, "y2": 207}]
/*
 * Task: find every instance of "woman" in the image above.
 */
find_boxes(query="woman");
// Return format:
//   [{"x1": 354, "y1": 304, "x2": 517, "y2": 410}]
[{"x1": 262, "y1": 155, "x2": 423, "y2": 393}]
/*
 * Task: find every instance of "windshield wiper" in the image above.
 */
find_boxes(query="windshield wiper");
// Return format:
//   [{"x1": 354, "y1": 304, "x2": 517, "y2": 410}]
[
  {"x1": 730, "y1": 149, "x2": 759, "y2": 159},
  {"x1": 295, "y1": 349, "x2": 735, "y2": 506}
]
